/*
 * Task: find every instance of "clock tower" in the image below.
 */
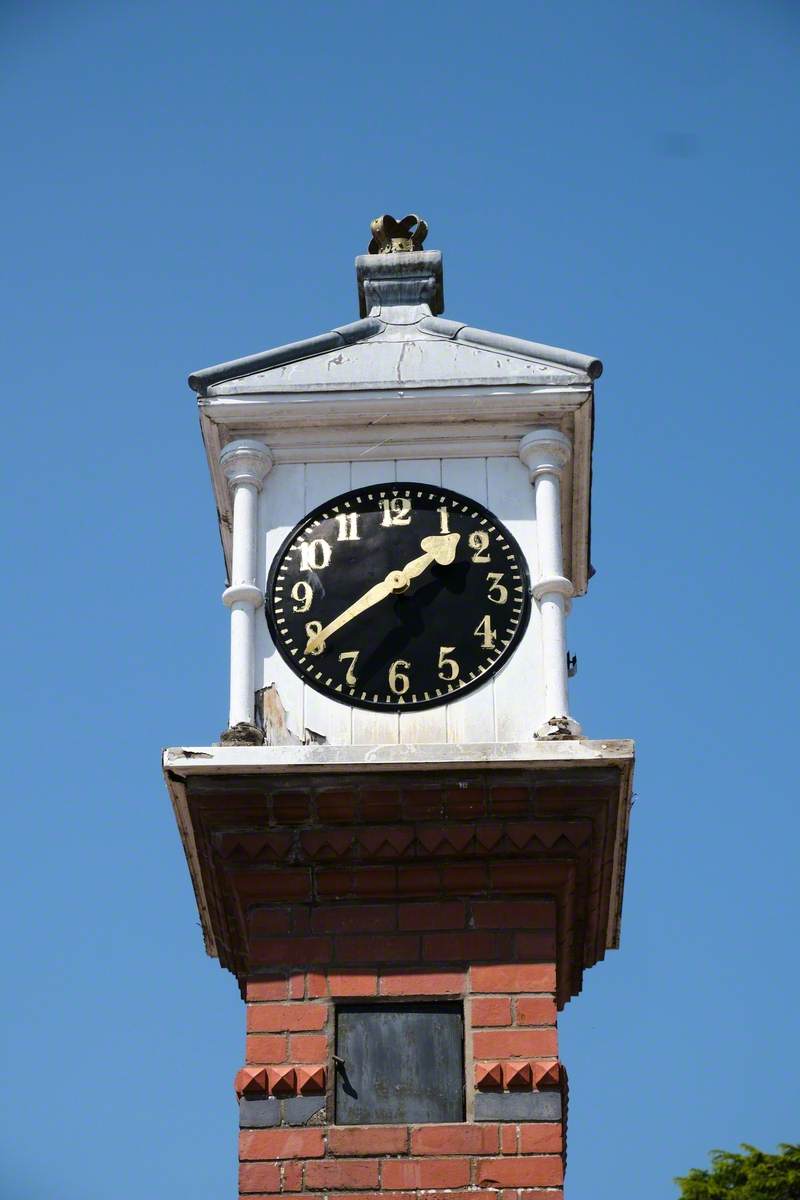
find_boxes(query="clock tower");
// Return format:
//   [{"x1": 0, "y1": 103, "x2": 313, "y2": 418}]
[{"x1": 164, "y1": 216, "x2": 633, "y2": 1198}]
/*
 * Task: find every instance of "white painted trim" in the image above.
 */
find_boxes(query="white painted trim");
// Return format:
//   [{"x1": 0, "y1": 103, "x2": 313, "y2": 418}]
[
  {"x1": 163, "y1": 737, "x2": 634, "y2": 775},
  {"x1": 519, "y1": 430, "x2": 580, "y2": 736},
  {"x1": 225, "y1": 433, "x2": 529, "y2": 463},
  {"x1": 199, "y1": 384, "x2": 591, "y2": 427},
  {"x1": 570, "y1": 396, "x2": 593, "y2": 595},
  {"x1": 219, "y1": 440, "x2": 273, "y2": 727}
]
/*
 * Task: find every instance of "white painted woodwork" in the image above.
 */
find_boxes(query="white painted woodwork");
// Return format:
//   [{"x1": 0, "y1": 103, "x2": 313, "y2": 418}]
[
  {"x1": 204, "y1": 292, "x2": 595, "y2": 744},
  {"x1": 247, "y1": 447, "x2": 576, "y2": 747},
  {"x1": 349, "y1": 459, "x2": 400, "y2": 746},
  {"x1": 487, "y1": 456, "x2": 546, "y2": 739},
  {"x1": 165, "y1": 738, "x2": 635, "y2": 775},
  {"x1": 396, "y1": 458, "x2": 446, "y2": 746},
  {"x1": 255, "y1": 463, "x2": 305, "y2": 739},
  {"x1": 519, "y1": 430, "x2": 580, "y2": 736},
  {"x1": 211, "y1": 335, "x2": 583, "y2": 393},
  {"x1": 199, "y1": 386, "x2": 594, "y2": 598},
  {"x1": 442, "y1": 457, "x2": 494, "y2": 745},
  {"x1": 219, "y1": 440, "x2": 272, "y2": 727}
]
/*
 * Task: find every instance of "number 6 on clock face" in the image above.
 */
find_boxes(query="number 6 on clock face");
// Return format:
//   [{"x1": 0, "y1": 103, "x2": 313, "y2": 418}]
[{"x1": 266, "y1": 482, "x2": 531, "y2": 712}]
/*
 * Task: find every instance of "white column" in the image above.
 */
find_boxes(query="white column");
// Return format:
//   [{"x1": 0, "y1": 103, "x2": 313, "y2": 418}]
[
  {"x1": 519, "y1": 429, "x2": 581, "y2": 738},
  {"x1": 219, "y1": 439, "x2": 273, "y2": 730}
]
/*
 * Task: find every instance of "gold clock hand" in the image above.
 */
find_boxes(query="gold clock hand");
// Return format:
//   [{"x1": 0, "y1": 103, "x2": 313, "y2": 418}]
[{"x1": 304, "y1": 533, "x2": 459, "y2": 654}]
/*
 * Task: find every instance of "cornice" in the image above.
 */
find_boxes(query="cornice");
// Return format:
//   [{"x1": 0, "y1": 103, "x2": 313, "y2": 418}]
[{"x1": 164, "y1": 748, "x2": 633, "y2": 1005}]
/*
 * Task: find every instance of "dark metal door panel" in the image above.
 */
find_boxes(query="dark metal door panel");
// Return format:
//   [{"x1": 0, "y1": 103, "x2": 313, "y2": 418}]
[{"x1": 335, "y1": 1002, "x2": 464, "y2": 1126}]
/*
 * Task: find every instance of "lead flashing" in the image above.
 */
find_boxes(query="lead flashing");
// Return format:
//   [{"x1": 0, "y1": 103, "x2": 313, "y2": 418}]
[
  {"x1": 188, "y1": 317, "x2": 384, "y2": 395},
  {"x1": 420, "y1": 317, "x2": 602, "y2": 380}
]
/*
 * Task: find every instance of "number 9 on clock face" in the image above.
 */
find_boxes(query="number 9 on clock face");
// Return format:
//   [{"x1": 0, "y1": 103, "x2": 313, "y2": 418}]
[{"x1": 265, "y1": 483, "x2": 531, "y2": 712}]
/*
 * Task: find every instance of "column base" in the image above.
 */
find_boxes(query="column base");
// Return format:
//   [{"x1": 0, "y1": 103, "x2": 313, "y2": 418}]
[
  {"x1": 535, "y1": 715, "x2": 582, "y2": 740},
  {"x1": 219, "y1": 722, "x2": 265, "y2": 746}
]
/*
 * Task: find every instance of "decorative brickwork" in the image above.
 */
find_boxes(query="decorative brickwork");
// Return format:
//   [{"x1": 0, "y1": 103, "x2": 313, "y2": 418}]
[
  {"x1": 235, "y1": 894, "x2": 564, "y2": 1198},
  {"x1": 170, "y1": 764, "x2": 630, "y2": 1198},
  {"x1": 182, "y1": 767, "x2": 626, "y2": 1008}
]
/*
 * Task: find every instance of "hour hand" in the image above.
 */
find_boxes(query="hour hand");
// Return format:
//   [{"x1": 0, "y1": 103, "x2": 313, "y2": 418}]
[
  {"x1": 304, "y1": 575, "x2": 396, "y2": 654},
  {"x1": 304, "y1": 532, "x2": 460, "y2": 654}
]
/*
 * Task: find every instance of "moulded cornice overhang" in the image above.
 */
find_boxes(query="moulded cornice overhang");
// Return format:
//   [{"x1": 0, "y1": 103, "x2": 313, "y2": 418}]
[{"x1": 163, "y1": 739, "x2": 633, "y2": 1008}]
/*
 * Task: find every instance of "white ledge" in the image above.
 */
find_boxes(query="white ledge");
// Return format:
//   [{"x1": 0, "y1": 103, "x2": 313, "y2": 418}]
[{"x1": 163, "y1": 738, "x2": 635, "y2": 777}]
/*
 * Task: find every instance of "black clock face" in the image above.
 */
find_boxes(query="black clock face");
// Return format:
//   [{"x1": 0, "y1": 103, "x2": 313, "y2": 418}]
[{"x1": 266, "y1": 482, "x2": 531, "y2": 712}]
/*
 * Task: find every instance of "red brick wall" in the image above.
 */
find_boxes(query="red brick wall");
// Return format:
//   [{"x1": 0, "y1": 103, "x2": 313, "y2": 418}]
[{"x1": 236, "y1": 896, "x2": 564, "y2": 1199}]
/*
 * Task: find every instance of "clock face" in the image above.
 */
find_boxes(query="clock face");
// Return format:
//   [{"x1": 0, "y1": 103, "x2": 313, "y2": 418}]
[{"x1": 266, "y1": 482, "x2": 531, "y2": 712}]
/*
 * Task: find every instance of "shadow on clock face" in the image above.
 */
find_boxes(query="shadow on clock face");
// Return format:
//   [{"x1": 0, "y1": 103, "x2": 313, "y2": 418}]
[{"x1": 357, "y1": 562, "x2": 472, "y2": 683}]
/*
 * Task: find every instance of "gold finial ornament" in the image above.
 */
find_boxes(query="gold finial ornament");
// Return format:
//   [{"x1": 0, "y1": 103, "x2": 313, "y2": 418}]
[{"x1": 368, "y1": 214, "x2": 428, "y2": 254}]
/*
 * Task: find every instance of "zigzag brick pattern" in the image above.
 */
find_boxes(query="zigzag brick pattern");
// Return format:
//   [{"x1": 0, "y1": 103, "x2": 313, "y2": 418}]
[
  {"x1": 210, "y1": 776, "x2": 606, "y2": 1198},
  {"x1": 237, "y1": 892, "x2": 563, "y2": 1198}
]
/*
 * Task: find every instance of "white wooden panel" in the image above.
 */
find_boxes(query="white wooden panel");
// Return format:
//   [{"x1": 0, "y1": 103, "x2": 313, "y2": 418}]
[
  {"x1": 442, "y1": 458, "x2": 495, "y2": 744},
  {"x1": 303, "y1": 463, "x2": 354, "y2": 745},
  {"x1": 488, "y1": 455, "x2": 545, "y2": 739},
  {"x1": 256, "y1": 464, "x2": 305, "y2": 739},
  {"x1": 349, "y1": 459, "x2": 400, "y2": 746},
  {"x1": 396, "y1": 458, "x2": 447, "y2": 746}
]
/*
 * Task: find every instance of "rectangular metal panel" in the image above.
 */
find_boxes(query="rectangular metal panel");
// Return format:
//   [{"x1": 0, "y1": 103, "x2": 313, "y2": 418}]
[{"x1": 335, "y1": 1002, "x2": 464, "y2": 1126}]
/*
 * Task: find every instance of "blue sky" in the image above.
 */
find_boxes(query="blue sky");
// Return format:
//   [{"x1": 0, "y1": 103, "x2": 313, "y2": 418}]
[{"x1": 1, "y1": 1, "x2": 798, "y2": 1197}]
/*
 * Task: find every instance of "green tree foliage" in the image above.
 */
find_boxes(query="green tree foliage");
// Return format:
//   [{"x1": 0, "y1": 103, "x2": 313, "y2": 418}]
[{"x1": 675, "y1": 1144, "x2": 800, "y2": 1199}]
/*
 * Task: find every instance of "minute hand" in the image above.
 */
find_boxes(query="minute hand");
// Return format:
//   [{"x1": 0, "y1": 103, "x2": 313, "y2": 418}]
[{"x1": 304, "y1": 532, "x2": 459, "y2": 654}]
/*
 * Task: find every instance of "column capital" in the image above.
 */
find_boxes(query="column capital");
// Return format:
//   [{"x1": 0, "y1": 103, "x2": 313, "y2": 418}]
[
  {"x1": 519, "y1": 429, "x2": 571, "y2": 480},
  {"x1": 219, "y1": 439, "x2": 273, "y2": 490}
]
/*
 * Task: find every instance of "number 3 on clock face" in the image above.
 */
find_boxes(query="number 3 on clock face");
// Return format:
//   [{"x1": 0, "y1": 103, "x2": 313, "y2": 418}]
[{"x1": 265, "y1": 483, "x2": 531, "y2": 712}]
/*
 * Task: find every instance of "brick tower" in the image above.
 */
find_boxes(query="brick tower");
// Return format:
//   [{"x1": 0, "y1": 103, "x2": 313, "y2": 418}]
[{"x1": 164, "y1": 215, "x2": 633, "y2": 1200}]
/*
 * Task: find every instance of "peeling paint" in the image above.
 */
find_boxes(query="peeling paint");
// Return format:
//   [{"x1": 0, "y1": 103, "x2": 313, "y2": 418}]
[{"x1": 256, "y1": 684, "x2": 328, "y2": 747}]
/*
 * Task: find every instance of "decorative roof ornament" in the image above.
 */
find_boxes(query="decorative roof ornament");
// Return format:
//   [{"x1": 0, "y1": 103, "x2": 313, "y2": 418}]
[{"x1": 368, "y1": 213, "x2": 428, "y2": 254}]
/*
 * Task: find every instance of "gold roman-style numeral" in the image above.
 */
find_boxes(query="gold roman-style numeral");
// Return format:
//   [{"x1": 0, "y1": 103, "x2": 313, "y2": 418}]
[
  {"x1": 380, "y1": 497, "x2": 412, "y2": 526},
  {"x1": 468, "y1": 530, "x2": 491, "y2": 562},
  {"x1": 486, "y1": 572, "x2": 508, "y2": 604},
  {"x1": 335, "y1": 513, "x2": 359, "y2": 541},
  {"x1": 291, "y1": 580, "x2": 313, "y2": 612},
  {"x1": 299, "y1": 539, "x2": 331, "y2": 571},
  {"x1": 338, "y1": 650, "x2": 359, "y2": 685},
  {"x1": 474, "y1": 614, "x2": 497, "y2": 649}
]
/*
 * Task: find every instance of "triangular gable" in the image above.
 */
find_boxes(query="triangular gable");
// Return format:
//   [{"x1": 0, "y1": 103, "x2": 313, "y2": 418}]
[{"x1": 192, "y1": 314, "x2": 601, "y2": 397}]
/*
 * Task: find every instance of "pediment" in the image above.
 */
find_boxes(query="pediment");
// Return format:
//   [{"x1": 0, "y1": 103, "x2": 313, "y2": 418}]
[{"x1": 192, "y1": 312, "x2": 601, "y2": 398}]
